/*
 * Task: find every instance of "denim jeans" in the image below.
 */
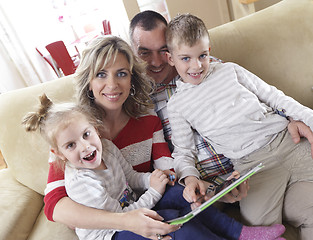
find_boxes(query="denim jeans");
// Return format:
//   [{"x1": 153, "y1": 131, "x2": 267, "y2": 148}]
[{"x1": 113, "y1": 184, "x2": 242, "y2": 240}]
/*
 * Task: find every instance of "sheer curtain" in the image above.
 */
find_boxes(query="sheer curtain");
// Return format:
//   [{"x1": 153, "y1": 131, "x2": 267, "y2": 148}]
[
  {"x1": 0, "y1": 4, "x2": 43, "y2": 92},
  {"x1": 0, "y1": 0, "x2": 130, "y2": 93}
]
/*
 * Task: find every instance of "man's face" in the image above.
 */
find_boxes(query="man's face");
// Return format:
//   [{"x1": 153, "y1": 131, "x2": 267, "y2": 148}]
[{"x1": 131, "y1": 23, "x2": 176, "y2": 84}]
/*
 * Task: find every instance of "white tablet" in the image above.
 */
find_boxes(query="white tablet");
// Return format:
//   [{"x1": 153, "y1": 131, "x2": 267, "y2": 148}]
[{"x1": 167, "y1": 163, "x2": 264, "y2": 225}]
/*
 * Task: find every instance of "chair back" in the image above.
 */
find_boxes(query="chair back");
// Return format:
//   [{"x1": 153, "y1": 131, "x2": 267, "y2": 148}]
[
  {"x1": 35, "y1": 47, "x2": 62, "y2": 77},
  {"x1": 45, "y1": 41, "x2": 77, "y2": 76},
  {"x1": 102, "y1": 20, "x2": 111, "y2": 35}
]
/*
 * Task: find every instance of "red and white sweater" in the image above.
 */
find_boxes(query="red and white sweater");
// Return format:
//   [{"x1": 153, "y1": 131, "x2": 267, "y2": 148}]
[{"x1": 44, "y1": 114, "x2": 174, "y2": 221}]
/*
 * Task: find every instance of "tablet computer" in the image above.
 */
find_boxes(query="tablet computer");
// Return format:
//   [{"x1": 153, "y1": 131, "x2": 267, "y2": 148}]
[{"x1": 167, "y1": 163, "x2": 264, "y2": 225}]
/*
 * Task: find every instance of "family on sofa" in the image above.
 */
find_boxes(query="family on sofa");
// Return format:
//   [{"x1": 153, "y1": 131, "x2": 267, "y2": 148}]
[
  {"x1": 1, "y1": 1, "x2": 313, "y2": 239},
  {"x1": 29, "y1": 9, "x2": 313, "y2": 240}
]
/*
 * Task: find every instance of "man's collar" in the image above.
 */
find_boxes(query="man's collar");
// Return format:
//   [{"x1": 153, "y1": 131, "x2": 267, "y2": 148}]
[{"x1": 155, "y1": 76, "x2": 179, "y2": 92}]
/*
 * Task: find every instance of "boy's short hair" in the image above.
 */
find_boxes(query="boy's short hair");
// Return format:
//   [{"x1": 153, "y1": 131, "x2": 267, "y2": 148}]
[{"x1": 166, "y1": 13, "x2": 209, "y2": 51}]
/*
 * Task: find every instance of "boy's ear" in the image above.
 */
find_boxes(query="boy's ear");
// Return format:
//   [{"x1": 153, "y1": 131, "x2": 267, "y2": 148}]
[
  {"x1": 50, "y1": 148, "x2": 66, "y2": 161},
  {"x1": 166, "y1": 52, "x2": 175, "y2": 66}
]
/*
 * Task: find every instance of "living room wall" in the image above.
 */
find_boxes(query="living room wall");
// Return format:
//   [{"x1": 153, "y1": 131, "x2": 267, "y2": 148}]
[
  {"x1": 123, "y1": 0, "x2": 230, "y2": 29},
  {"x1": 123, "y1": 0, "x2": 282, "y2": 30}
]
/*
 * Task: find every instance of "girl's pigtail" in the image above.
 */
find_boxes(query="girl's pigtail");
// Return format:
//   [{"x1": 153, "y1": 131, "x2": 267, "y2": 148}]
[{"x1": 22, "y1": 94, "x2": 53, "y2": 132}]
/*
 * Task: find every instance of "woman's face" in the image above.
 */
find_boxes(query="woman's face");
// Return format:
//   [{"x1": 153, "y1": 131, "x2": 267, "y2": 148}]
[{"x1": 90, "y1": 52, "x2": 132, "y2": 113}]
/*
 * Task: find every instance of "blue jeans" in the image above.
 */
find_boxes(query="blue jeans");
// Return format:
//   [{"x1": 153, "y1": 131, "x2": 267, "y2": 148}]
[{"x1": 113, "y1": 184, "x2": 242, "y2": 240}]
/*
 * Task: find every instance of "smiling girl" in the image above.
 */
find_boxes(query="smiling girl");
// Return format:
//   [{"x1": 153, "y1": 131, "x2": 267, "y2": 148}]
[{"x1": 22, "y1": 94, "x2": 170, "y2": 239}]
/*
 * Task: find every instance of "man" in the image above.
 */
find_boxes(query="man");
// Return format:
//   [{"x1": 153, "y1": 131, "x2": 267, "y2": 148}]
[
  {"x1": 130, "y1": 10, "x2": 244, "y2": 203},
  {"x1": 129, "y1": 10, "x2": 313, "y2": 206}
]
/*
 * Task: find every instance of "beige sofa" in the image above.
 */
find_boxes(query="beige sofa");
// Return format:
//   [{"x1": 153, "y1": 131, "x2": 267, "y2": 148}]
[{"x1": 0, "y1": 0, "x2": 312, "y2": 239}]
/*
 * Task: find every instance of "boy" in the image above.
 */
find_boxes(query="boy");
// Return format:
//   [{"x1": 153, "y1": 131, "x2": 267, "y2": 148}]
[{"x1": 166, "y1": 13, "x2": 313, "y2": 238}]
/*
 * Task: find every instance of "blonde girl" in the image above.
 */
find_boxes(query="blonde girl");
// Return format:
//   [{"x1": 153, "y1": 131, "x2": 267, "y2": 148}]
[{"x1": 22, "y1": 94, "x2": 169, "y2": 240}]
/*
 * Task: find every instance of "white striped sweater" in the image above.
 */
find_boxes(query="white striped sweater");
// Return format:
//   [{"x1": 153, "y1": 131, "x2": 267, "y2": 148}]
[{"x1": 168, "y1": 62, "x2": 313, "y2": 180}]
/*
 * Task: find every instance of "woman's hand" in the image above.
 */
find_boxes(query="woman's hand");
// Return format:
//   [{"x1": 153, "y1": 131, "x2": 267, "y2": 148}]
[
  {"x1": 123, "y1": 208, "x2": 181, "y2": 240},
  {"x1": 150, "y1": 169, "x2": 169, "y2": 195}
]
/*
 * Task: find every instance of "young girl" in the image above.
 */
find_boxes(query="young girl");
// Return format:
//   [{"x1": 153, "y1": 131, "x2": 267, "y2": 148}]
[
  {"x1": 23, "y1": 94, "x2": 286, "y2": 240},
  {"x1": 23, "y1": 94, "x2": 166, "y2": 239}
]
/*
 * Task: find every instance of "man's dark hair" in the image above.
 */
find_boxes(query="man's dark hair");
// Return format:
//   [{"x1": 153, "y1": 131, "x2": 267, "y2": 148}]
[{"x1": 129, "y1": 10, "x2": 168, "y2": 43}]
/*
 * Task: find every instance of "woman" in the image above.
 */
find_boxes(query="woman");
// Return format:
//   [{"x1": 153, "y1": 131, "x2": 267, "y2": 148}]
[{"x1": 44, "y1": 36, "x2": 178, "y2": 240}]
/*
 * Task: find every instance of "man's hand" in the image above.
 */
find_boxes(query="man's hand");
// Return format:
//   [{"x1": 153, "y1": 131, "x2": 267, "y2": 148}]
[
  {"x1": 125, "y1": 208, "x2": 180, "y2": 240},
  {"x1": 288, "y1": 119, "x2": 313, "y2": 158},
  {"x1": 219, "y1": 179, "x2": 249, "y2": 203}
]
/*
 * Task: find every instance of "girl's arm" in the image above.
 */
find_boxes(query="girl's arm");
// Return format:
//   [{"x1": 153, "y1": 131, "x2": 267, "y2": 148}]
[{"x1": 45, "y1": 154, "x2": 179, "y2": 239}]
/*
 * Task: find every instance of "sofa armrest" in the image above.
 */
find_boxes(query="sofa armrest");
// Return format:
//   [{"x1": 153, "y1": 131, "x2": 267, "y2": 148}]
[
  {"x1": 0, "y1": 150, "x2": 6, "y2": 170},
  {"x1": 0, "y1": 169, "x2": 43, "y2": 240},
  {"x1": 28, "y1": 210, "x2": 77, "y2": 240}
]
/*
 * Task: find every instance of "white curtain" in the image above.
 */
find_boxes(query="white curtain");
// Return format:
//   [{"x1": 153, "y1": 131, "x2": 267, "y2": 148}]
[
  {"x1": 0, "y1": 4, "x2": 44, "y2": 92},
  {"x1": 0, "y1": 0, "x2": 130, "y2": 93}
]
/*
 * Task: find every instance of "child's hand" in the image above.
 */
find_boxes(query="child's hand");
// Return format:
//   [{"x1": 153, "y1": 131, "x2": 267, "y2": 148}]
[
  {"x1": 162, "y1": 169, "x2": 177, "y2": 186},
  {"x1": 150, "y1": 169, "x2": 169, "y2": 195},
  {"x1": 183, "y1": 176, "x2": 207, "y2": 204},
  {"x1": 226, "y1": 170, "x2": 240, "y2": 180}
]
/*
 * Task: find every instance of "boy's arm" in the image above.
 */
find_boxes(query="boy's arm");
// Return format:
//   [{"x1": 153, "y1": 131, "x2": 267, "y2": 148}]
[
  {"x1": 167, "y1": 105, "x2": 208, "y2": 202},
  {"x1": 168, "y1": 108, "x2": 200, "y2": 182},
  {"x1": 288, "y1": 118, "x2": 313, "y2": 158},
  {"x1": 235, "y1": 64, "x2": 313, "y2": 130}
]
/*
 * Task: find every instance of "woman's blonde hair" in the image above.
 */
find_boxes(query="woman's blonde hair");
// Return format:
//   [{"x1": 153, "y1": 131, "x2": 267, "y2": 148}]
[
  {"x1": 22, "y1": 94, "x2": 103, "y2": 170},
  {"x1": 75, "y1": 35, "x2": 155, "y2": 120}
]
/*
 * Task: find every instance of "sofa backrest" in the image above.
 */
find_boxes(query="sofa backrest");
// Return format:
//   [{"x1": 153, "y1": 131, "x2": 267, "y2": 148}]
[
  {"x1": 0, "y1": 76, "x2": 76, "y2": 194},
  {"x1": 209, "y1": 0, "x2": 313, "y2": 109},
  {"x1": 0, "y1": 0, "x2": 312, "y2": 196}
]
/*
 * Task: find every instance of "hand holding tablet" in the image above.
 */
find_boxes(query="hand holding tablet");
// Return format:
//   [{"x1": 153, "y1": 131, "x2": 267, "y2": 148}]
[{"x1": 167, "y1": 163, "x2": 264, "y2": 225}]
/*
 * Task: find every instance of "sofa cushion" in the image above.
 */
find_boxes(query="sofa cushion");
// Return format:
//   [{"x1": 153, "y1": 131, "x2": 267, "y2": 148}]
[{"x1": 0, "y1": 169, "x2": 43, "y2": 240}]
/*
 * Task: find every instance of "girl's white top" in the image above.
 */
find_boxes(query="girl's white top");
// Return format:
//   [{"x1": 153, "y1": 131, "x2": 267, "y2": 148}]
[{"x1": 65, "y1": 138, "x2": 161, "y2": 240}]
